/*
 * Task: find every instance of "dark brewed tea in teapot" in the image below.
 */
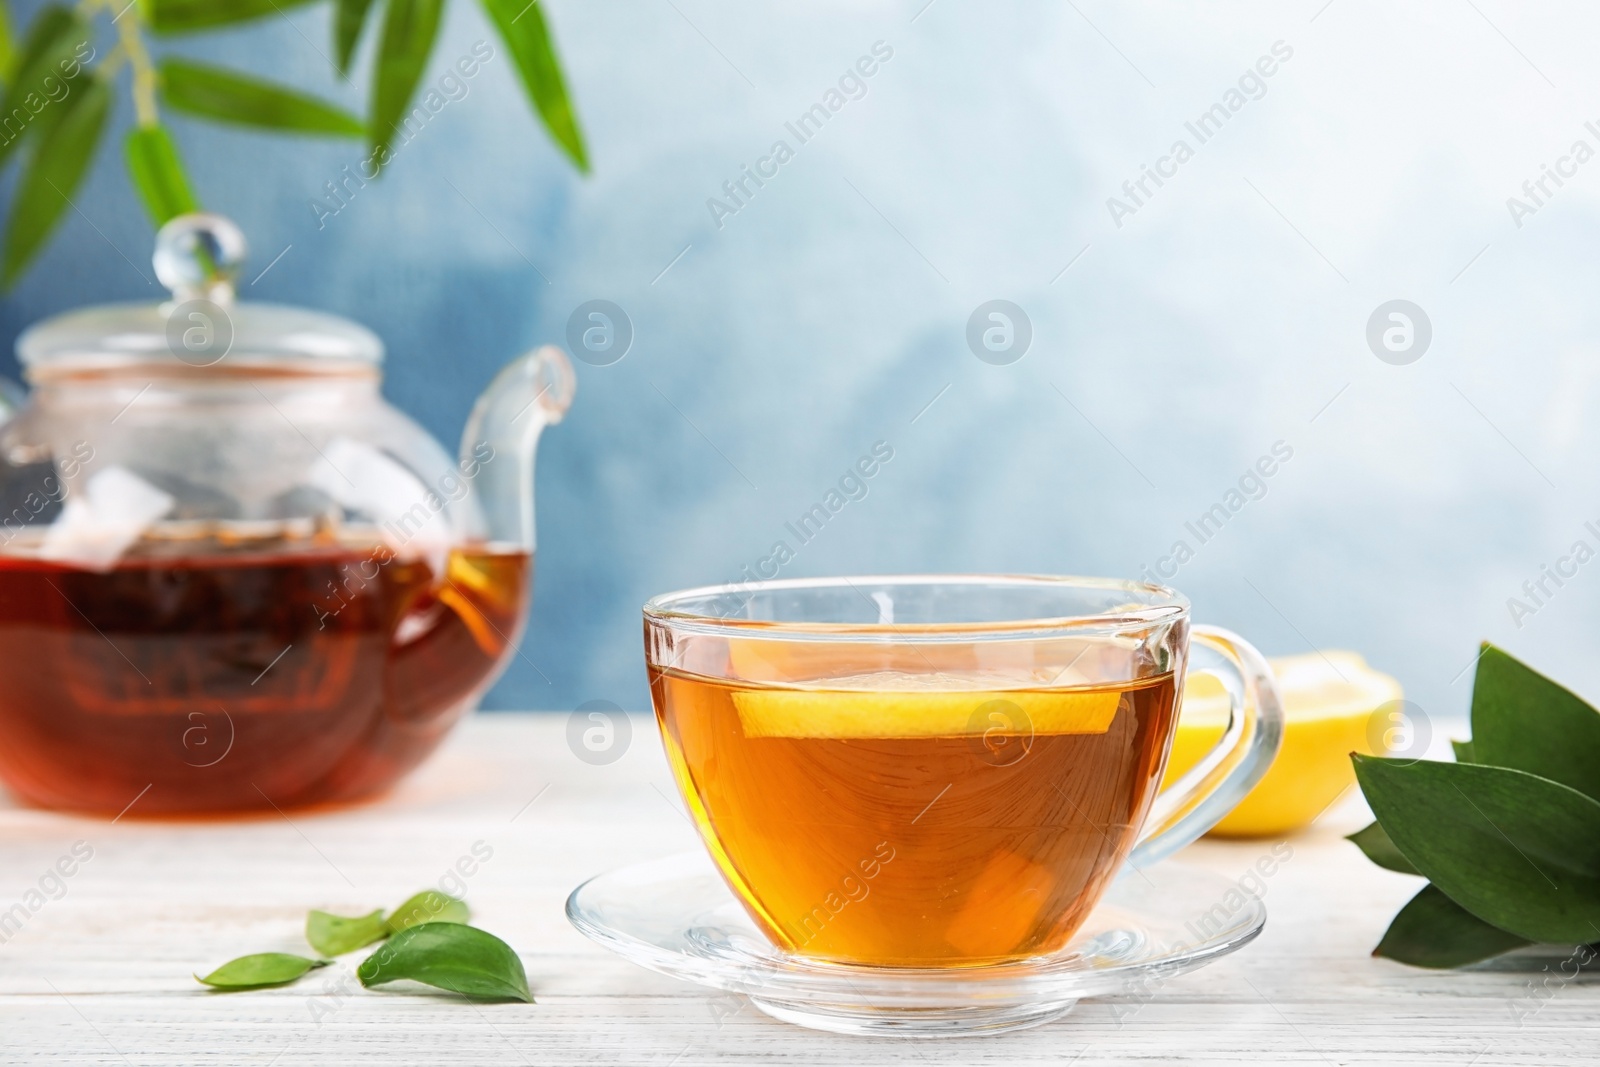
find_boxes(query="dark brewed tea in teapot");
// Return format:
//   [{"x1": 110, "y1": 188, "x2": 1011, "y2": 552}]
[{"x1": 0, "y1": 530, "x2": 529, "y2": 814}]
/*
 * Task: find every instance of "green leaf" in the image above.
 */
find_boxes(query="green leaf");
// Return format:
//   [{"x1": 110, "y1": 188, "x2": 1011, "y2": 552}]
[
  {"x1": 159, "y1": 59, "x2": 364, "y2": 137},
  {"x1": 307, "y1": 908, "x2": 388, "y2": 957},
  {"x1": 142, "y1": 0, "x2": 319, "y2": 35},
  {"x1": 0, "y1": 5, "x2": 88, "y2": 172},
  {"x1": 1353, "y1": 755, "x2": 1600, "y2": 944},
  {"x1": 1374, "y1": 883, "x2": 1532, "y2": 969},
  {"x1": 335, "y1": 0, "x2": 380, "y2": 75},
  {"x1": 385, "y1": 890, "x2": 469, "y2": 933},
  {"x1": 1452, "y1": 738, "x2": 1477, "y2": 764},
  {"x1": 0, "y1": 4, "x2": 18, "y2": 82},
  {"x1": 196, "y1": 953, "x2": 329, "y2": 990},
  {"x1": 1469, "y1": 644, "x2": 1600, "y2": 803},
  {"x1": 368, "y1": 0, "x2": 444, "y2": 168},
  {"x1": 358, "y1": 922, "x2": 531, "y2": 1002},
  {"x1": 1347, "y1": 820, "x2": 1422, "y2": 877},
  {"x1": 3, "y1": 73, "x2": 109, "y2": 287},
  {"x1": 125, "y1": 125, "x2": 199, "y2": 225},
  {"x1": 479, "y1": 0, "x2": 588, "y2": 172}
]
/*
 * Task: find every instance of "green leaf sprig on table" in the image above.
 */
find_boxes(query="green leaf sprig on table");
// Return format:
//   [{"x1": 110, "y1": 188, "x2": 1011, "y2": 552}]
[
  {"x1": 0, "y1": 0, "x2": 588, "y2": 286},
  {"x1": 198, "y1": 888, "x2": 531, "y2": 1002},
  {"x1": 1349, "y1": 643, "x2": 1600, "y2": 969}
]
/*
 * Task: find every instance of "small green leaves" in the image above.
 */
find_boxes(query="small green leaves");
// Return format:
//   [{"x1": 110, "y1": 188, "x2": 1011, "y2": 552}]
[
  {"x1": 358, "y1": 922, "x2": 532, "y2": 1002},
  {"x1": 1354, "y1": 756, "x2": 1600, "y2": 944},
  {"x1": 198, "y1": 890, "x2": 526, "y2": 1003},
  {"x1": 386, "y1": 890, "x2": 470, "y2": 933},
  {"x1": 335, "y1": 0, "x2": 381, "y2": 75},
  {"x1": 1468, "y1": 643, "x2": 1600, "y2": 803},
  {"x1": 197, "y1": 953, "x2": 329, "y2": 990},
  {"x1": 1374, "y1": 884, "x2": 1531, "y2": 969},
  {"x1": 160, "y1": 59, "x2": 364, "y2": 137},
  {"x1": 307, "y1": 908, "x2": 389, "y2": 957},
  {"x1": 368, "y1": 0, "x2": 444, "y2": 167},
  {"x1": 1346, "y1": 820, "x2": 1420, "y2": 877},
  {"x1": 307, "y1": 891, "x2": 468, "y2": 955},
  {"x1": 479, "y1": 0, "x2": 587, "y2": 172},
  {"x1": 125, "y1": 125, "x2": 199, "y2": 225},
  {"x1": 4, "y1": 73, "x2": 109, "y2": 287},
  {"x1": 142, "y1": 0, "x2": 319, "y2": 35}
]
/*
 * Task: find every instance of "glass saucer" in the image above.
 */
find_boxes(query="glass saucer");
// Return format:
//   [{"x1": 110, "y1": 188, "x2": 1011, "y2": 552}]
[{"x1": 566, "y1": 851, "x2": 1266, "y2": 1038}]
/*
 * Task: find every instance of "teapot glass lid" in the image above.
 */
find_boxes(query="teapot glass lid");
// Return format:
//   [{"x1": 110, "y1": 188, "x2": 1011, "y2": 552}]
[{"x1": 16, "y1": 214, "x2": 382, "y2": 373}]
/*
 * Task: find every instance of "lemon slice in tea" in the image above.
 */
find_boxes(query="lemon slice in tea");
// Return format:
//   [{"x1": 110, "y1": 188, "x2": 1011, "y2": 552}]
[{"x1": 730, "y1": 672, "x2": 1123, "y2": 739}]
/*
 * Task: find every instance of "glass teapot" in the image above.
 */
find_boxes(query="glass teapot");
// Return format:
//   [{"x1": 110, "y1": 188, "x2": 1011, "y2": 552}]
[{"x1": 0, "y1": 215, "x2": 573, "y2": 815}]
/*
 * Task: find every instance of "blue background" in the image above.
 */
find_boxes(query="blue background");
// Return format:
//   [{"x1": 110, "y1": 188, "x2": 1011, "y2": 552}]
[{"x1": 4, "y1": 2, "x2": 1598, "y2": 722}]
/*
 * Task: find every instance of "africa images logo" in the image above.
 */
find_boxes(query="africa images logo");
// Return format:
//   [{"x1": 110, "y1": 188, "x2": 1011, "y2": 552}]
[
  {"x1": 705, "y1": 41, "x2": 894, "y2": 230},
  {"x1": 1106, "y1": 41, "x2": 1294, "y2": 228}
]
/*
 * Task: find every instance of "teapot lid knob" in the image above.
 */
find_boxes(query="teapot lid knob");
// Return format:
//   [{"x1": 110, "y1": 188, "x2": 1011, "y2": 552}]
[{"x1": 153, "y1": 213, "x2": 248, "y2": 304}]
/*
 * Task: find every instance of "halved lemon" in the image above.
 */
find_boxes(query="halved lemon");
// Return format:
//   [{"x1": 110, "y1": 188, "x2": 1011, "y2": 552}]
[{"x1": 1165, "y1": 650, "x2": 1402, "y2": 838}]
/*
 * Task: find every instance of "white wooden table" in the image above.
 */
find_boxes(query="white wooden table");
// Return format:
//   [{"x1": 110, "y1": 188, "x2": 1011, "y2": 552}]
[{"x1": 0, "y1": 713, "x2": 1594, "y2": 1065}]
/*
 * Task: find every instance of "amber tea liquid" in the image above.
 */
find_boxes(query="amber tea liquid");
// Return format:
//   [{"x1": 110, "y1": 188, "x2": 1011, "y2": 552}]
[
  {"x1": 0, "y1": 532, "x2": 528, "y2": 814},
  {"x1": 652, "y1": 667, "x2": 1179, "y2": 967}
]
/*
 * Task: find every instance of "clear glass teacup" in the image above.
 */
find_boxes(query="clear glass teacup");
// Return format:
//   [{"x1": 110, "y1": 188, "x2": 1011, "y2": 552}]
[{"x1": 644, "y1": 574, "x2": 1284, "y2": 967}]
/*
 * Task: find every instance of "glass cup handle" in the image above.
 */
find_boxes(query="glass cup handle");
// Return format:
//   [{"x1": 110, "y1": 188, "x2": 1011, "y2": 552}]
[{"x1": 1126, "y1": 624, "x2": 1285, "y2": 870}]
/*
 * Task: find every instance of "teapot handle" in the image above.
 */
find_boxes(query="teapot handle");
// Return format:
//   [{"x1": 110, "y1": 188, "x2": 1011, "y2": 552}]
[{"x1": 460, "y1": 346, "x2": 575, "y2": 551}]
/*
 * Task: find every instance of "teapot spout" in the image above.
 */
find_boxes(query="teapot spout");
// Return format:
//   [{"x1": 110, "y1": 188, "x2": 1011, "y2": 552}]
[{"x1": 461, "y1": 345, "x2": 575, "y2": 550}]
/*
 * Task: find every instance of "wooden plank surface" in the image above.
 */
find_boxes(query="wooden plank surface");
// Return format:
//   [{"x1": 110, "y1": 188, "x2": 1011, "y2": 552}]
[{"x1": 0, "y1": 713, "x2": 1593, "y2": 1065}]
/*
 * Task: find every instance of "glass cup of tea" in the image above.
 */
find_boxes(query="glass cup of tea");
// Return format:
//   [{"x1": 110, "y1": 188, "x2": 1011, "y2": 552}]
[{"x1": 643, "y1": 574, "x2": 1284, "y2": 968}]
